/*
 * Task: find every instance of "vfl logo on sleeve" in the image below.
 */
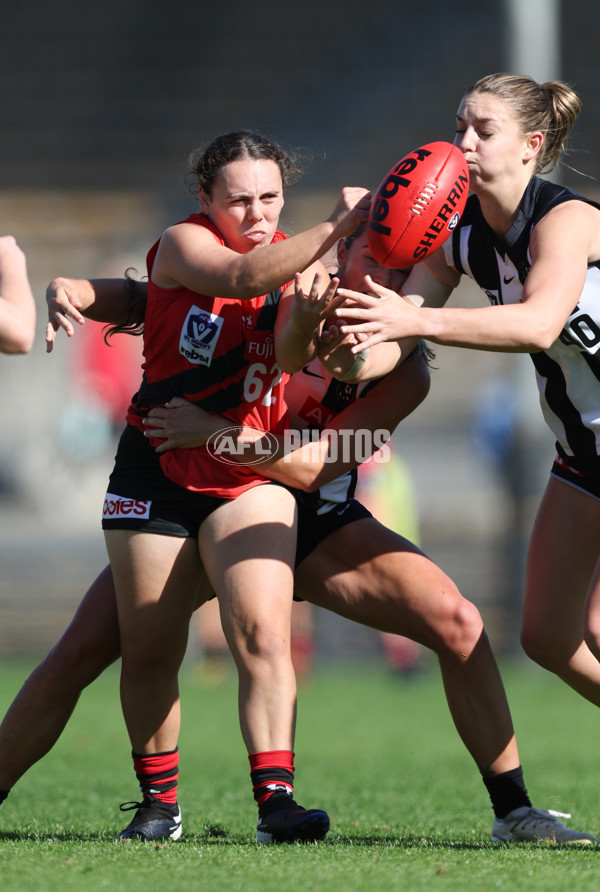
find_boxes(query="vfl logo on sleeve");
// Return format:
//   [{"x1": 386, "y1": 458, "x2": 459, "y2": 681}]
[
  {"x1": 103, "y1": 493, "x2": 151, "y2": 520},
  {"x1": 179, "y1": 306, "x2": 224, "y2": 366}
]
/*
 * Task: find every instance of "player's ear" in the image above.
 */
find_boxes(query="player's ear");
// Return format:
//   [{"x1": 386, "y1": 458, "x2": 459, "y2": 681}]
[
  {"x1": 336, "y1": 238, "x2": 347, "y2": 270},
  {"x1": 524, "y1": 131, "x2": 543, "y2": 161},
  {"x1": 198, "y1": 187, "x2": 211, "y2": 212}
]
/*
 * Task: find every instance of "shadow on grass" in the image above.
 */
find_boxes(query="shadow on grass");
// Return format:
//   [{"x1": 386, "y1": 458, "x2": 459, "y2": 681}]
[
  {"x1": 1, "y1": 826, "x2": 594, "y2": 851},
  {"x1": 0, "y1": 830, "x2": 126, "y2": 843},
  {"x1": 0, "y1": 824, "x2": 244, "y2": 845}
]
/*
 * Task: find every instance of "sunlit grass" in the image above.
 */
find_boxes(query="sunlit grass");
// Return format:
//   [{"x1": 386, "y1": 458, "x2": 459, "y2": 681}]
[{"x1": 0, "y1": 658, "x2": 598, "y2": 891}]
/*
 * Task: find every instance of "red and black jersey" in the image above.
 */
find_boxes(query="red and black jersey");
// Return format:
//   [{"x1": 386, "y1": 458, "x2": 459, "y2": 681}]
[{"x1": 126, "y1": 213, "x2": 291, "y2": 497}]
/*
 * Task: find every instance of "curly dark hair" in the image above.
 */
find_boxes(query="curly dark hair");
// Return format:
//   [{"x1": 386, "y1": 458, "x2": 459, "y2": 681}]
[
  {"x1": 185, "y1": 130, "x2": 304, "y2": 197},
  {"x1": 106, "y1": 131, "x2": 306, "y2": 340}
]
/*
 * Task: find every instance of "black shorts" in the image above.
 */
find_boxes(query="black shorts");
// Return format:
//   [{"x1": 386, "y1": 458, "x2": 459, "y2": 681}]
[
  {"x1": 295, "y1": 496, "x2": 372, "y2": 566},
  {"x1": 102, "y1": 424, "x2": 372, "y2": 570},
  {"x1": 102, "y1": 424, "x2": 227, "y2": 537},
  {"x1": 550, "y1": 453, "x2": 600, "y2": 501}
]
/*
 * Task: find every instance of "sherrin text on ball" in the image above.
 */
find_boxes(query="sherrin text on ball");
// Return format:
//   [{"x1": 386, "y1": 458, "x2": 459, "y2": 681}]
[{"x1": 368, "y1": 141, "x2": 469, "y2": 268}]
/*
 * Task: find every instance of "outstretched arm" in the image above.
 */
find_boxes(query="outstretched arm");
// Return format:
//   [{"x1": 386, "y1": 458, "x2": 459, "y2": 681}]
[
  {"x1": 0, "y1": 236, "x2": 36, "y2": 354},
  {"x1": 335, "y1": 202, "x2": 594, "y2": 354},
  {"x1": 251, "y1": 351, "x2": 430, "y2": 490},
  {"x1": 45, "y1": 276, "x2": 148, "y2": 352},
  {"x1": 333, "y1": 252, "x2": 456, "y2": 352},
  {"x1": 154, "y1": 187, "x2": 371, "y2": 300}
]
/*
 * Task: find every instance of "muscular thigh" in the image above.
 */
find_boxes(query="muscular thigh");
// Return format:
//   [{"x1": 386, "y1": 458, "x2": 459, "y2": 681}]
[
  {"x1": 524, "y1": 476, "x2": 600, "y2": 637},
  {"x1": 105, "y1": 530, "x2": 203, "y2": 643},
  {"x1": 295, "y1": 517, "x2": 466, "y2": 647},
  {"x1": 198, "y1": 484, "x2": 297, "y2": 636}
]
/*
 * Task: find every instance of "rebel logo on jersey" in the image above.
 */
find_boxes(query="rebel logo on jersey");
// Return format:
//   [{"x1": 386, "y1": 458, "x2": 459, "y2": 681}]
[{"x1": 179, "y1": 306, "x2": 224, "y2": 366}]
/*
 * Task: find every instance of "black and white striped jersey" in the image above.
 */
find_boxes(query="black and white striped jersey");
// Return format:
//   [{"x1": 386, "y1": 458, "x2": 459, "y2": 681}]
[{"x1": 443, "y1": 176, "x2": 600, "y2": 461}]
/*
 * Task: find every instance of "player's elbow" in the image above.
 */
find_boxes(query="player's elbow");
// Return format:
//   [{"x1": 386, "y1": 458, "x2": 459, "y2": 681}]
[
  {"x1": 287, "y1": 471, "x2": 319, "y2": 493},
  {"x1": 522, "y1": 314, "x2": 561, "y2": 352},
  {"x1": 2, "y1": 331, "x2": 35, "y2": 354},
  {"x1": 527, "y1": 326, "x2": 557, "y2": 352},
  {"x1": 277, "y1": 355, "x2": 304, "y2": 375},
  {"x1": 21, "y1": 325, "x2": 36, "y2": 353},
  {"x1": 230, "y1": 265, "x2": 269, "y2": 300},
  {"x1": 278, "y1": 466, "x2": 323, "y2": 493},
  {"x1": 299, "y1": 478, "x2": 322, "y2": 494},
  {"x1": 275, "y1": 342, "x2": 312, "y2": 375}
]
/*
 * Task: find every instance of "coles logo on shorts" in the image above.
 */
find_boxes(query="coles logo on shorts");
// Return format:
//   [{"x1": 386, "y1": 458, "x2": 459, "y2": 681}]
[
  {"x1": 103, "y1": 493, "x2": 151, "y2": 520},
  {"x1": 179, "y1": 305, "x2": 224, "y2": 366}
]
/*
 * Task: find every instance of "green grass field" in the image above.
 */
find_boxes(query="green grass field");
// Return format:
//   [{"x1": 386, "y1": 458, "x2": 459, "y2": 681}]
[{"x1": 0, "y1": 656, "x2": 599, "y2": 891}]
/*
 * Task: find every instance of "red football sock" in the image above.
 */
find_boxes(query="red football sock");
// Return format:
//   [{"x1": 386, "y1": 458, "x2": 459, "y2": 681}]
[
  {"x1": 249, "y1": 750, "x2": 294, "y2": 810},
  {"x1": 132, "y1": 748, "x2": 179, "y2": 804}
]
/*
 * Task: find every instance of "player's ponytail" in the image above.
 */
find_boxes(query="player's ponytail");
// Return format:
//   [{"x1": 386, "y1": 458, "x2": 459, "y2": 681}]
[{"x1": 539, "y1": 80, "x2": 582, "y2": 173}]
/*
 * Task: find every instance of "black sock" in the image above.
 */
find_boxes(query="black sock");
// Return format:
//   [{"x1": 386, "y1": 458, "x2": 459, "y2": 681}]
[
  {"x1": 0, "y1": 790, "x2": 8, "y2": 805},
  {"x1": 482, "y1": 765, "x2": 532, "y2": 819}
]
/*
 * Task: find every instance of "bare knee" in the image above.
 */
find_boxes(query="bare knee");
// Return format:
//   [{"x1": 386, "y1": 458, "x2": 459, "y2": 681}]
[
  {"x1": 521, "y1": 624, "x2": 569, "y2": 673},
  {"x1": 29, "y1": 647, "x2": 83, "y2": 700},
  {"x1": 432, "y1": 590, "x2": 484, "y2": 660},
  {"x1": 122, "y1": 642, "x2": 185, "y2": 681},
  {"x1": 584, "y1": 626, "x2": 600, "y2": 663},
  {"x1": 246, "y1": 624, "x2": 289, "y2": 661},
  {"x1": 38, "y1": 622, "x2": 119, "y2": 695},
  {"x1": 229, "y1": 622, "x2": 291, "y2": 676}
]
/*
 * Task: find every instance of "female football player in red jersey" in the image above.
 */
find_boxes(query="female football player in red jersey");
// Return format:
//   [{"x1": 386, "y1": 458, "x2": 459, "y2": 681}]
[
  {"x1": 0, "y1": 218, "x2": 595, "y2": 846},
  {"x1": 48, "y1": 130, "x2": 370, "y2": 845}
]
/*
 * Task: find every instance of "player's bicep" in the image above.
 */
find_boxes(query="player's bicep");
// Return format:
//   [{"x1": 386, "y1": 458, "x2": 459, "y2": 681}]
[
  {"x1": 525, "y1": 206, "x2": 589, "y2": 320},
  {"x1": 153, "y1": 224, "x2": 243, "y2": 297}
]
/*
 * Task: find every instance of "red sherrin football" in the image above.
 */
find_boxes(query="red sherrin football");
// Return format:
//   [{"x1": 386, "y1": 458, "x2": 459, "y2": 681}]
[{"x1": 367, "y1": 141, "x2": 469, "y2": 268}]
